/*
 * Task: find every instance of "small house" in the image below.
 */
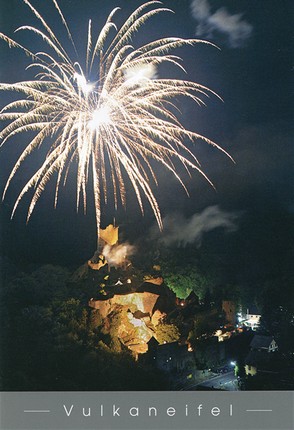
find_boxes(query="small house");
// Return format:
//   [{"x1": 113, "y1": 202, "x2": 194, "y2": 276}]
[
  {"x1": 245, "y1": 335, "x2": 278, "y2": 376},
  {"x1": 244, "y1": 306, "x2": 261, "y2": 330},
  {"x1": 249, "y1": 335, "x2": 278, "y2": 353}
]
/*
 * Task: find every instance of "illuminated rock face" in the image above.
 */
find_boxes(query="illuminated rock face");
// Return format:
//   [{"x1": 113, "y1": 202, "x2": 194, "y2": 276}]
[
  {"x1": 119, "y1": 312, "x2": 154, "y2": 354},
  {"x1": 89, "y1": 292, "x2": 159, "y2": 319},
  {"x1": 151, "y1": 309, "x2": 166, "y2": 326},
  {"x1": 89, "y1": 292, "x2": 161, "y2": 355}
]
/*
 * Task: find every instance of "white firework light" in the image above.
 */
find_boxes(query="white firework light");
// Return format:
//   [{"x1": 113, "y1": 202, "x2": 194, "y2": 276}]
[{"x1": 0, "y1": 0, "x2": 231, "y2": 246}]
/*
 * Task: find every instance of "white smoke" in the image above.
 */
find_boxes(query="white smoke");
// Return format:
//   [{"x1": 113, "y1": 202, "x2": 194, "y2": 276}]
[
  {"x1": 102, "y1": 242, "x2": 135, "y2": 267},
  {"x1": 190, "y1": 0, "x2": 253, "y2": 48},
  {"x1": 154, "y1": 205, "x2": 238, "y2": 247}
]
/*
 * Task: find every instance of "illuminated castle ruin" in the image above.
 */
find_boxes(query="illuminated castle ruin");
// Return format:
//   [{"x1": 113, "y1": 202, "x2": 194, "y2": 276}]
[
  {"x1": 99, "y1": 223, "x2": 119, "y2": 247},
  {"x1": 89, "y1": 291, "x2": 164, "y2": 354},
  {"x1": 88, "y1": 223, "x2": 120, "y2": 271},
  {"x1": 88, "y1": 274, "x2": 177, "y2": 356},
  {"x1": 87, "y1": 223, "x2": 180, "y2": 356}
]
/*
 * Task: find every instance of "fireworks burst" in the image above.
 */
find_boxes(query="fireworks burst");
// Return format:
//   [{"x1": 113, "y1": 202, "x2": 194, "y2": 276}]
[{"x1": 0, "y1": 0, "x2": 231, "y2": 245}]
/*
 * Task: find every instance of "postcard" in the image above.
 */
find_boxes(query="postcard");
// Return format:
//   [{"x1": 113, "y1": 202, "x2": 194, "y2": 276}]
[{"x1": 0, "y1": 1, "x2": 293, "y2": 429}]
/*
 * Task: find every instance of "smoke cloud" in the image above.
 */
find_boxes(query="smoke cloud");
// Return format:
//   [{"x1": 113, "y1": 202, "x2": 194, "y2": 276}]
[
  {"x1": 190, "y1": 0, "x2": 253, "y2": 48},
  {"x1": 154, "y1": 205, "x2": 238, "y2": 247},
  {"x1": 102, "y1": 242, "x2": 135, "y2": 267}
]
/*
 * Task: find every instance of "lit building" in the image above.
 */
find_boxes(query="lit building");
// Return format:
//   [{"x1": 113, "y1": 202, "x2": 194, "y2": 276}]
[{"x1": 244, "y1": 306, "x2": 261, "y2": 330}]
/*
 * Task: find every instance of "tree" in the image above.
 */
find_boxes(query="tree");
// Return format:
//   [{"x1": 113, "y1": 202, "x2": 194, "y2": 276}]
[
  {"x1": 203, "y1": 288, "x2": 212, "y2": 308},
  {"x1": 154, "y1": 323, "x2": 180, "y2": 344},
  {"x1": 192, "y1": 338, "x2": 220, "y2": 369},
  {"x1": 188, "y1": 310, "x2": 223, "y2": 349},
  {"x1": 160, "y1": 255, "x2": 212, "y2": 299}
]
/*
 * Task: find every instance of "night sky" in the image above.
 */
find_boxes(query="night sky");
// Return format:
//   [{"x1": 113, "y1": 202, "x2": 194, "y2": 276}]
[{"x1": 0, "y1": 0, "x2": 293, "y2": 284}]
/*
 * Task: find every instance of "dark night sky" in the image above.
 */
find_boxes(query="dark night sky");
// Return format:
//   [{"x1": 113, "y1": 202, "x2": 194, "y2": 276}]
[{"x1": 0, "y1": 0, "x2": 293, "y2": 282}]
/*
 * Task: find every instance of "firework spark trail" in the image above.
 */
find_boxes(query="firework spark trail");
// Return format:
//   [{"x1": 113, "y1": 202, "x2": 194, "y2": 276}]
[{"x1": 0, "y1": 0, "x2": 232, "y2": 247}]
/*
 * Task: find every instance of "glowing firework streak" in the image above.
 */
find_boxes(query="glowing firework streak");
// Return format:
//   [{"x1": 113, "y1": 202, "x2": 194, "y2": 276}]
[{"x1": 0, "y1": 0, "x2": 231, "y2": 245}]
